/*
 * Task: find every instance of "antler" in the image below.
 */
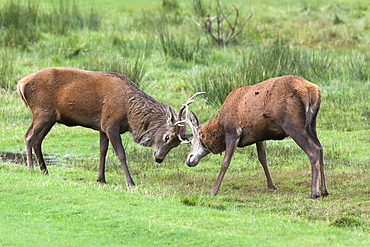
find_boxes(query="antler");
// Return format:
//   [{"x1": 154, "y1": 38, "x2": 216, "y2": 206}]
[
  {"x1": 175, "y1": 92, "x2": 205, "y2": 142},
  {"x1": 177, "y1": 92, "x2": 205, "y2": 121}
]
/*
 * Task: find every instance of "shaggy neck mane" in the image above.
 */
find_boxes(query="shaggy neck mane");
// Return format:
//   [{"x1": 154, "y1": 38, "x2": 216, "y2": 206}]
[
  {"x1": 103, "y1": 72, "x2": 175, "y2": 147},
  {"x1": 126, "y1": 91, "x2": 173, "y2": 146},
  {"x1": 199, "y1": 116, "x2": 226, "y2": 154}
]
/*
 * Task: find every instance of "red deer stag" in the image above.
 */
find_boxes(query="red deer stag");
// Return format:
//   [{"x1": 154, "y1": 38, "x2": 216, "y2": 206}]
[
  {"x1": 185, "y1": 75, "x2": 329, "y2": 199},
  {"x1": 17, "y1": 67, "x2": 199, "y2": 186}
]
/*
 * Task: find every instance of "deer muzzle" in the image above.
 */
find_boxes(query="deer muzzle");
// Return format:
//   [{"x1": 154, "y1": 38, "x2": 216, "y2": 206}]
[
  {"x1": 186, "y1": 154, "x2": 199, "y2": 167},
  {"x1": 155, "y1": 158, "x2": 164, "y2": 163},
  {"x1": 153, "y1": 150, "x2": 166, "y2": 163}
]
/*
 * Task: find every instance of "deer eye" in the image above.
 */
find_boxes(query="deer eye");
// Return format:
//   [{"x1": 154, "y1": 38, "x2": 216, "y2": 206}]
[{"x1": 164, "y1": 135, "x2": 169, "y2": 142}]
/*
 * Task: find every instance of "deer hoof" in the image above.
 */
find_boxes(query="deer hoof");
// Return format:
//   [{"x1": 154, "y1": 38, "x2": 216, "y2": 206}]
[
  {"x1": 97, "y1": 179, "x2": 107, "y2": 184},
  {"x1": 268, "y1": 185, "x2": 278, "y2": 190},
  {"x1": 210, "y1": 189, "x2": 218, "y2": 196},
  {"x1": 127, "y1": 181, "x2": 135, "y2": 187},
  {"x1": 309, "y1": 194, "x2": 320, "y2": 199},
  {"x1": 321, "y1": 191, "x2": 330, "y2": 197}
]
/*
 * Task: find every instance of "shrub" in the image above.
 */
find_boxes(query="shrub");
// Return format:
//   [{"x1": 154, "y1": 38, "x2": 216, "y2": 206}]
[
  {"x1": 0, "y1": 1, "x2": 41, "y2": 47},
  {"x1": 331, "y1": 216, "x2": 365, "y2": 228},
  {"x1": 348, "y1": 51, "x2": 370, "y2": 82},
  {"x1": 0, "y1": 49, "x2": 21, "y2": 91},
  {"x1": 79, "y1": 52, "x2": 150, "y2": 90},
  {"x1": 191, "y1": 0, "x2": 252, "y2": 46},
  {"x1": 0, "y1": 0, "x2": 100, "y2": 47},
  {"x1": 157, "y1": 26, "x2": 203, "y2": 63}
]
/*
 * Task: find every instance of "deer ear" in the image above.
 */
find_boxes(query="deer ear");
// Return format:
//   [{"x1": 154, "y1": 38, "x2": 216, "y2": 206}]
[
  {"x1": 166, "y1": 108, "x2": 176, "y2": 126},
  {"x1": 184, "y1": 133, "x2": 193, "y2": 140},
  {"x1": 189, "y1": 111, "x2": 200, "y2": 129}
]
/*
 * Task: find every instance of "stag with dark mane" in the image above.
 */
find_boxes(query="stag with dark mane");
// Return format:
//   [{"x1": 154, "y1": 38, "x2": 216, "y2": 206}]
[
  {"x1": 184, "y1": 76, "x2": 329, "y2": 199},
  {"x1": 17, "y1": 67, "x2": 199, "y2": 186}
]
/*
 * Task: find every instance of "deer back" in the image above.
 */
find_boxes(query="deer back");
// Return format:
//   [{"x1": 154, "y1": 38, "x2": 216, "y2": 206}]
[
  {"x1": 205, "y1": 76, "x2": 321, "y2": 148},
  {"x1": 17, "y1": 68, "x2": 175, "y2": 141}
]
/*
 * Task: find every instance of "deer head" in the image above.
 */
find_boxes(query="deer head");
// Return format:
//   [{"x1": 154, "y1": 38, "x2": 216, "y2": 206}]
[
  {"x1": 172, "y1": 92, "x2": 212, "y2": 167},
  {"x1": 153, "y1": 92, "x2": 205, "y2": 163},
  {"x1": 186, "y1": 115, "x2": 211, "y2": 167},
  {"x1": 150, "y1": 108, "x2": 185, "y2": 163}
]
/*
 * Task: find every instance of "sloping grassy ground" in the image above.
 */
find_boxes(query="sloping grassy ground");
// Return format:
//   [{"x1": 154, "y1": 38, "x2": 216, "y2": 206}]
[{"x1": 0, "y1": 0, "x2": 369, "y2": 245}]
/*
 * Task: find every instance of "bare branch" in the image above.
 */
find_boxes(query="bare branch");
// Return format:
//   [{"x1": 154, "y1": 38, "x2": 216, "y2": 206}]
[
  {"x1": 227, "y1": 14, "x2": 252, "y2": 43},
  {"x1": 189, "y1": 14, "x2": 203, "y2": 28},
  {"x1": 202, "y1": 15, "x2": 220, "y2": 43},
  {"x1": 192, "y1": 0, "x2": 252, "y2": 46}
]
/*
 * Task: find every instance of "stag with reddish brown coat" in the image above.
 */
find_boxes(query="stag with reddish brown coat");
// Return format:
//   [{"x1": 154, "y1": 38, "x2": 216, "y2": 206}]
[
  {"x1": 185, "y1": 75, "x2": 329, "y2": 199},
  {"x1": 17, "y1": 67, "x2": 197, "y2": 187}
]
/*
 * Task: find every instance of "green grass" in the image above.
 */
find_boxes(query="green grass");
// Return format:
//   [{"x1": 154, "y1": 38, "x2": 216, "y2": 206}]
[
  {"x1": 0, "y1": 0, "x2": 369, "y2": 245},
  {"x1": 1, "y1": 163, "x2": 369, "y2": 246}
]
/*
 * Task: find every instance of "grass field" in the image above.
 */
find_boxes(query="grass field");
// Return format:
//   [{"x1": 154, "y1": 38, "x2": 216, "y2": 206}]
[{"x1": 0, "y1": 0, "x2": 369, "y2": 246}]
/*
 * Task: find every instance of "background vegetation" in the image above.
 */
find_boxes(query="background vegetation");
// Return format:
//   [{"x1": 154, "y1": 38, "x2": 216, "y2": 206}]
[{"x1": 0, "y1": 0, "x2": 369, "y2": 246}]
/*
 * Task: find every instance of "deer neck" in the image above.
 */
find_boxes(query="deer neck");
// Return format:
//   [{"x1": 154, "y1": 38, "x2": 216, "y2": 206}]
[
  {"x1": 127, "y1": 93, "x2": 172, "y2": 147},
  {"x1": 199, "y1": 116, "x2": 226, "y2": 154}
]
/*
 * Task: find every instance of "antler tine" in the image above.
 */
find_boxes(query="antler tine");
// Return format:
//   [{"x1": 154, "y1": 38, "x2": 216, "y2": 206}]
[
  {"x1": 177, "y1": 92, "x2": 205, "y2": 121},
  {"x1": 175, "y1": 92, "x2": 205, "y2": 142},
  {"x1": 175, "y1": 119, "x2": 192, "y2": 143},
  {"x1": 186, "y1": 92, "x2": 206, "y2": 104}
]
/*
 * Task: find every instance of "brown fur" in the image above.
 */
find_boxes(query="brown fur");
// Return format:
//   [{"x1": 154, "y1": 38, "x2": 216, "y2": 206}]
[
  {"x1": 188, "y1": 75, "x2": 329, "y2": 199},
  {"x1": 198, "y1": 117, "x2": 225, "y2": 154},
  {"x1": 202, "y1": 76, "x2": 321, "y2": 150},
  {"x1": 18, "y1": 67, "x2": 184, "y2": 186}
]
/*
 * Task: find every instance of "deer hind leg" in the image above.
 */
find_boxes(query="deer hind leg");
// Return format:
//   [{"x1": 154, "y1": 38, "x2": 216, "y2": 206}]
[
  {"x1": 307, "y1": 121, "x2": 329, "y2": 197},
  {"x1": 211, "y1": 130, "x2": 241, "y2": 195},
  {"x1": 97, "y1": 132, "x2": 109, "y2": 183},
  {"x1": 25, "y1": 123, "x2": 35, "y2": 169},
  {"x1": 25, "y1": 113, "x2": 56, "y2": 173},
  {"x1": 256, "y1": 141, "x2": 277, "y2": 190},
  {"x1": 318, "y1": 146, "x2": 329, "y2": 197},
  {"x1": 105, "y1": 126, "x2": 135, "y2": 187},
  {"x1": 283, "y1": 126, "x2": 323, "y2": 199}
]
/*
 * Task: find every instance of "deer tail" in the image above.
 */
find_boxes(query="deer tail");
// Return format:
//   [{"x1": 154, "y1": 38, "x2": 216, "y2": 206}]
[
  {"x1": 305, "y1": 85, "x2": 321, "y2": 125},
  {"x1": 17, "y1": 78, "x2": 29, "y2": 108},
  {"x1": 309, "y1": 86, "x2": 321, "y2": 113}
]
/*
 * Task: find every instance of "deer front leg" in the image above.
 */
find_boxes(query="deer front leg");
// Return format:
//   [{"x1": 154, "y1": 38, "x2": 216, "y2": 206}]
[
  {"x1": 105, "y1": 126, "x2": 135, "y2": 187},
  {"x1": 97, "y1": 132, "x2": 109, "y2": 183},
  {"x1": 211, "y1": 130, "x2": 240, "y2": 195},
  {"x1": 256, "y1": 141, "x2": 277, "y2": 190}
]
